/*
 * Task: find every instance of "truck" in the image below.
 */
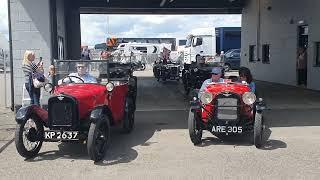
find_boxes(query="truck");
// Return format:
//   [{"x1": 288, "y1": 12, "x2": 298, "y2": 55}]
[{"x1": 183, "y1": 27, "x2": 241, "y2": 66}]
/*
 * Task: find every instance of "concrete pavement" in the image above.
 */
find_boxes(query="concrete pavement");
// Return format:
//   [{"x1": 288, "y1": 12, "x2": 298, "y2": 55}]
[{"x1": 0, "y1": 69, "x2": 320, "y2": 180}]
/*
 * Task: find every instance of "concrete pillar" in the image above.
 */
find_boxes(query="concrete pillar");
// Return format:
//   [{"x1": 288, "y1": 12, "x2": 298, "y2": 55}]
[{"x1": 65, "y1": 0, "x2": 81, "y2": 60}]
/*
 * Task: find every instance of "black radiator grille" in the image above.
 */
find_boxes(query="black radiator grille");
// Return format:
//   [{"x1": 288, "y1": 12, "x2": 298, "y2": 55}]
[
  {"x1": 51, "y1": 102, "x2": 73, "y2": 126},
  {"x1": 48, "y1": 95, "x2": 78, "y2": 129}
]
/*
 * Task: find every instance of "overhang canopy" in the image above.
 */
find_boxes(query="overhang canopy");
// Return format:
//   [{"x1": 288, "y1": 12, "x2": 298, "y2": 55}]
[{"x1": 79, "y1": 0, "x2": 246, "y2": 14}]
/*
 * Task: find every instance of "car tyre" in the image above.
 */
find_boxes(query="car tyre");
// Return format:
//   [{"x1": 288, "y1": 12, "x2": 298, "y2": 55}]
[
  {"x1": 122, "y1": 97, "x2": 135, "y2": 133},
  {"x1": 15, "y1": 117, "x2": 44, "y2": 159},
  {"x1": 254, "y1": 112, "x2": 263, "y2": 148},
  {"x1": 87, "y1": 114, "x2": 110, "y2": 162},
  {"x1": 140, "y1": 63, "x2": 146, "y2": 71},
  {"x1": 188, "y1": 108, "x2": 203, "y2": 145}
]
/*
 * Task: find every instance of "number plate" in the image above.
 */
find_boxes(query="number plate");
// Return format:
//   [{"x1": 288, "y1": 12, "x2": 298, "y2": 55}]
[
  {"x1": 211, "y1": 126, "x2": 242, "y2": 133},
  {"x1": 44, "y1": 130, "x2": 79, "y2": 140}
]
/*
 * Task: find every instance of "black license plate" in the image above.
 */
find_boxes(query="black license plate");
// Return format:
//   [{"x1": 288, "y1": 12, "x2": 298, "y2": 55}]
[
  {"x1": 211, "y1": 126, "x2": 242, "y2": 133},
  {"x1": 44, "y1": 130, "x2": 79, "y2": 140}
]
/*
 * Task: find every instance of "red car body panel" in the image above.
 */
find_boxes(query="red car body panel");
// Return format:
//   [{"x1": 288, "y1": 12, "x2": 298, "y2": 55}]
[
  {"x1": 201, "y1": 83, "x2": 253, "y2": 122},
  {"x1": 53, "y1": 83, "x2": 128, "y2": 122}
]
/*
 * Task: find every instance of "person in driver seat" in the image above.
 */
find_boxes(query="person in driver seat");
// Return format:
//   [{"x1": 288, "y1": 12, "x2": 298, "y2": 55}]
[
  {"x1": 58, "y1": 62, "x2": 97, "y2": 84},
  {"x1": 198, "y1": 67, "x2": 224, "y2": 97}
]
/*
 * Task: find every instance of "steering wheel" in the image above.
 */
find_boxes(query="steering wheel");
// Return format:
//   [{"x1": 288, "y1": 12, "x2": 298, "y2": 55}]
[{"x1": 62, "y1": 75, "x2": 85, "y2": 84}]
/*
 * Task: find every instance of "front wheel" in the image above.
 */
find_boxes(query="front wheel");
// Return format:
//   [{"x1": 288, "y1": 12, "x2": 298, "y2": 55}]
[
  {"x1": 15, "y1": 117, "x2": 44, "y2": 159},
  {"x1": 188, "y1": 108, "x2": 203, "y2": 145},
  {"x1": 253, "y1": 112, "x2": 264, "y2": 148},
  {"x1": 87, "y1": 115, "x2": 110, "y2": 162}
]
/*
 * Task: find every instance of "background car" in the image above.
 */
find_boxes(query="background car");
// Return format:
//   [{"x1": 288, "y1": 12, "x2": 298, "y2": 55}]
[{"x1": 223, "y1": 48, "x2": 241, "y2": 71}]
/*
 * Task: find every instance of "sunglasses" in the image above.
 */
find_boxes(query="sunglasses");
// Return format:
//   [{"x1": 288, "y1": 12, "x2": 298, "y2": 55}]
[{"x1": 212, "y1": 73, "x2": 220, "y2": 75}]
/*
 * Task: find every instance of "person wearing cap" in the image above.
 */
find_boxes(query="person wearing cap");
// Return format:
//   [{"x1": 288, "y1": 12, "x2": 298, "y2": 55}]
[
  {"x1": 198, "y1": 67, "x2": 224, "y2": 96},
  {"x1": 58, "y1": 62, "x2": 97, "y2": 84}
]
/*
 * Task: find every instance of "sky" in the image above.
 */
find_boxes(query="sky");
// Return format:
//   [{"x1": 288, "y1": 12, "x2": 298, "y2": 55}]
[{"x1": 0, "y1": 0, "x2": 241, "y2": 46}]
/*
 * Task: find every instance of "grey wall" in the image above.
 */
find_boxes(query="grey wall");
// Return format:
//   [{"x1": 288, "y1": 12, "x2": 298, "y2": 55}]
[
  {"x1": 10, "y1": 0, "x2": 52, "y2": 106},
  {"x1": 242, "y1": 0, "x2": 320, "y2": 90}
]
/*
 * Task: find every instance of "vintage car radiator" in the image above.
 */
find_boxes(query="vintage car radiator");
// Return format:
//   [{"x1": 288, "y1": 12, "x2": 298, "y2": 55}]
[
  {"x1": 214, "y1": 93, "x2": 240, "y2": 121},
  {"x1": 48, "y1": 95, "x2": 79, "y2": 129}
]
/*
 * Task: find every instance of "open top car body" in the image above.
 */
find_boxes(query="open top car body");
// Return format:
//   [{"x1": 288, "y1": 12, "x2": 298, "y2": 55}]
[
  {"x1": 188, "y1": 79, "x2": 266, "y2": 148},
  {"x1": 15, "y1": 59, "x2": 137, "y2": 162}
]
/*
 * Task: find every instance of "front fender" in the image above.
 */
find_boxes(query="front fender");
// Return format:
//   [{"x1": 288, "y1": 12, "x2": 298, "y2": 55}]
[
  {"x1": 90, "y1": 106, "x2": 113, "y2": 124},
  {"x1": 16, "y1": 105, "x2": 48, "y2": 125},
  {"x1": 190, "y1": 100, "x2": 201, "y2": 112}
]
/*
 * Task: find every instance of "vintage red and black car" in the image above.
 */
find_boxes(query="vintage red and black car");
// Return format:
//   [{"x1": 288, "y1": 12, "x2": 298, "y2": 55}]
[
  {"x1": 188, "y1": 80, "x2": 266, "y2": 148},
  {"x1": 15, "y1": 60, "x2": 137, "y2": 162}
]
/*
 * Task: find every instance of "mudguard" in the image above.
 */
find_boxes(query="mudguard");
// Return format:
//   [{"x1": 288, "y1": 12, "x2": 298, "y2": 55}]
[
  {"x1": 90, "y1": 106, "x2": 113, "y2": 124},
  {"x1": 190, "y1": 100, "x2": 201, "y2": 112},
  {"x1": 16, "y1": 105, "x2": 48, "y2": 125}
]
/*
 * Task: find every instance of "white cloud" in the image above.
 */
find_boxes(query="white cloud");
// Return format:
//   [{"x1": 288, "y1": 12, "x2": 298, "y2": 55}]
[
  {"x1": 0, "y1": 0, "x2": 9, "y2": 40},
  {"x1": 80, "y1": 14, "x2": 241, "y2": 46}
]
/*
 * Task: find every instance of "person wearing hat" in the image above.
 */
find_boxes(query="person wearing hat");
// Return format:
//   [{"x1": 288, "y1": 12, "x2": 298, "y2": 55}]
[
  {"x1": 58, "y1": 62, "x2": 97, "y2": 84},
  {"x1": 198, "y1": 67, "x2": 224, "y2": 96}
]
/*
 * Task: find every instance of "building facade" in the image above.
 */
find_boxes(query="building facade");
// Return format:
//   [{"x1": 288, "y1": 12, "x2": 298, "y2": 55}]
[{"x1": 241, "y1": 0, "x2": 320, "y2": 90}]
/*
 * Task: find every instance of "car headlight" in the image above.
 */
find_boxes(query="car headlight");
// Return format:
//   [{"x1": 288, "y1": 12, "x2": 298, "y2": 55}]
[
  {"x1": 242, "y1": 92, "x2": 256, "y2": 105},
  {"x1": 106, "y1": 82, "x2": 114, "y2": 92},
  {"x1": 44, "y1": 83, "x2": 53, "y2": 93},
  {"x1": 200, "y1": 92, "x2": 213, "y2": 104}
]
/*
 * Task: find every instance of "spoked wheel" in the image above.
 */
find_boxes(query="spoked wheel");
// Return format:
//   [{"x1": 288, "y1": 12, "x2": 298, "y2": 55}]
[
  {"x1": 188, "y1": 108, "x2": 203, "y2": 145},
  {"x1": 87, "y1": 115, "x2": 110, "y2": 162},
  {"x1": 15, "y1": 118, "x2": 44, "y2": 159},
  {"x1": 122, "y1": 97, "x2": 135, "y2": 133},
  {"x1": 254, "y1": 112, "x2": 264, "y2": 148}
]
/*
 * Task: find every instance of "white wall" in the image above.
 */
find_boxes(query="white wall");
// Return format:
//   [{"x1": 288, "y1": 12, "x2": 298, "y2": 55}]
[{"x1": 242, "y1": 0, "x2": 320, "y2": 90}]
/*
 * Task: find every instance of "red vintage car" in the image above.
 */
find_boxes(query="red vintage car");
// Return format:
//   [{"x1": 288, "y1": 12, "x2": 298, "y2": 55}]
[
  {"x1": 188, "y1": 80, "x2": 266, "y2": 148},
  {"x1": 15, "y1": 60, "x2": 137, "y2": 162}
]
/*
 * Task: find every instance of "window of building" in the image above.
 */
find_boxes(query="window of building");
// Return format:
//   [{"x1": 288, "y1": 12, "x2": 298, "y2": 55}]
[
  {"x1": 249, "y1": 45, "x2": 255, "y2": 62},
  {"x1": 315, "y1": 42, "x2": 320, "y2": 67},
  {"x1": 262, "y1": 44, "x2": 270, "y2": 63}
]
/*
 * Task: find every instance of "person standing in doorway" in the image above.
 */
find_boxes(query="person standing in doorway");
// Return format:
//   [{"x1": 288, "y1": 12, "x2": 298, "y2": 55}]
[{"x1": 296, "y1": 47, "x2": 307, "y2": 87}]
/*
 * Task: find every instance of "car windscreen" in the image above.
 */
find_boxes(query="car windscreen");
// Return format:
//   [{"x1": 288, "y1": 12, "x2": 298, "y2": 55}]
[{"x1": 53, "y1": 59, "x2": 130, "y2": 85}]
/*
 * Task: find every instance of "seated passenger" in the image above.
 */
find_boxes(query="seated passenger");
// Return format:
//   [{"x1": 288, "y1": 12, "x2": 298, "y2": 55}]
[
  {"x1": 198, "y1": 67, "x2": 224, "y2": 97},
  {"x1": 59, "y1": 62, "x2": 97, "y2": 84},
  {"x1": 239, "y1": 67, "x2": 255, "y2": 93}
]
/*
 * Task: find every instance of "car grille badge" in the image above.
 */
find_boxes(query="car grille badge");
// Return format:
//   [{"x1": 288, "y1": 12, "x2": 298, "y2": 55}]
[
  {"x1": 57, "y1": 95, "x2": 64, "y2": 101},
  {"x1": 223, "y1": 91, "x2": 232, "y2": 97}
]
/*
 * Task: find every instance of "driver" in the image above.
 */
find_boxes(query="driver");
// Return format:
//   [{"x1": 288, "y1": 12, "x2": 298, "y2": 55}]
[
  {"x1": 198, "y1": 67, "x2": 224, "y2": 97},
  {"x1": 59, "y1": 62, "x2": 97, "y2": 84}
]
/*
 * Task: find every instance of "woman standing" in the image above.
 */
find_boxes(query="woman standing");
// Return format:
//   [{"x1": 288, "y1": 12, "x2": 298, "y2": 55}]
[{"x1": 22, "y1": 50, "x2": 43, "y2": 106}]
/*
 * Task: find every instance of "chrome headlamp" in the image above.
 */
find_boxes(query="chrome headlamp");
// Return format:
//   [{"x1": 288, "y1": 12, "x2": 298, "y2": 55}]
[
  {"x1": 200, "y1": 92, "x2": 213, "y2": 104},
  {"x1": 106, "y1": 82, "x2": 114, "y2": 92},
  {"x1": 44, "y1": 83, "x2": 53, "y2": 93},
  {"x1": 242, "y1": 92, "x2": 256, "y2": 105}
]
